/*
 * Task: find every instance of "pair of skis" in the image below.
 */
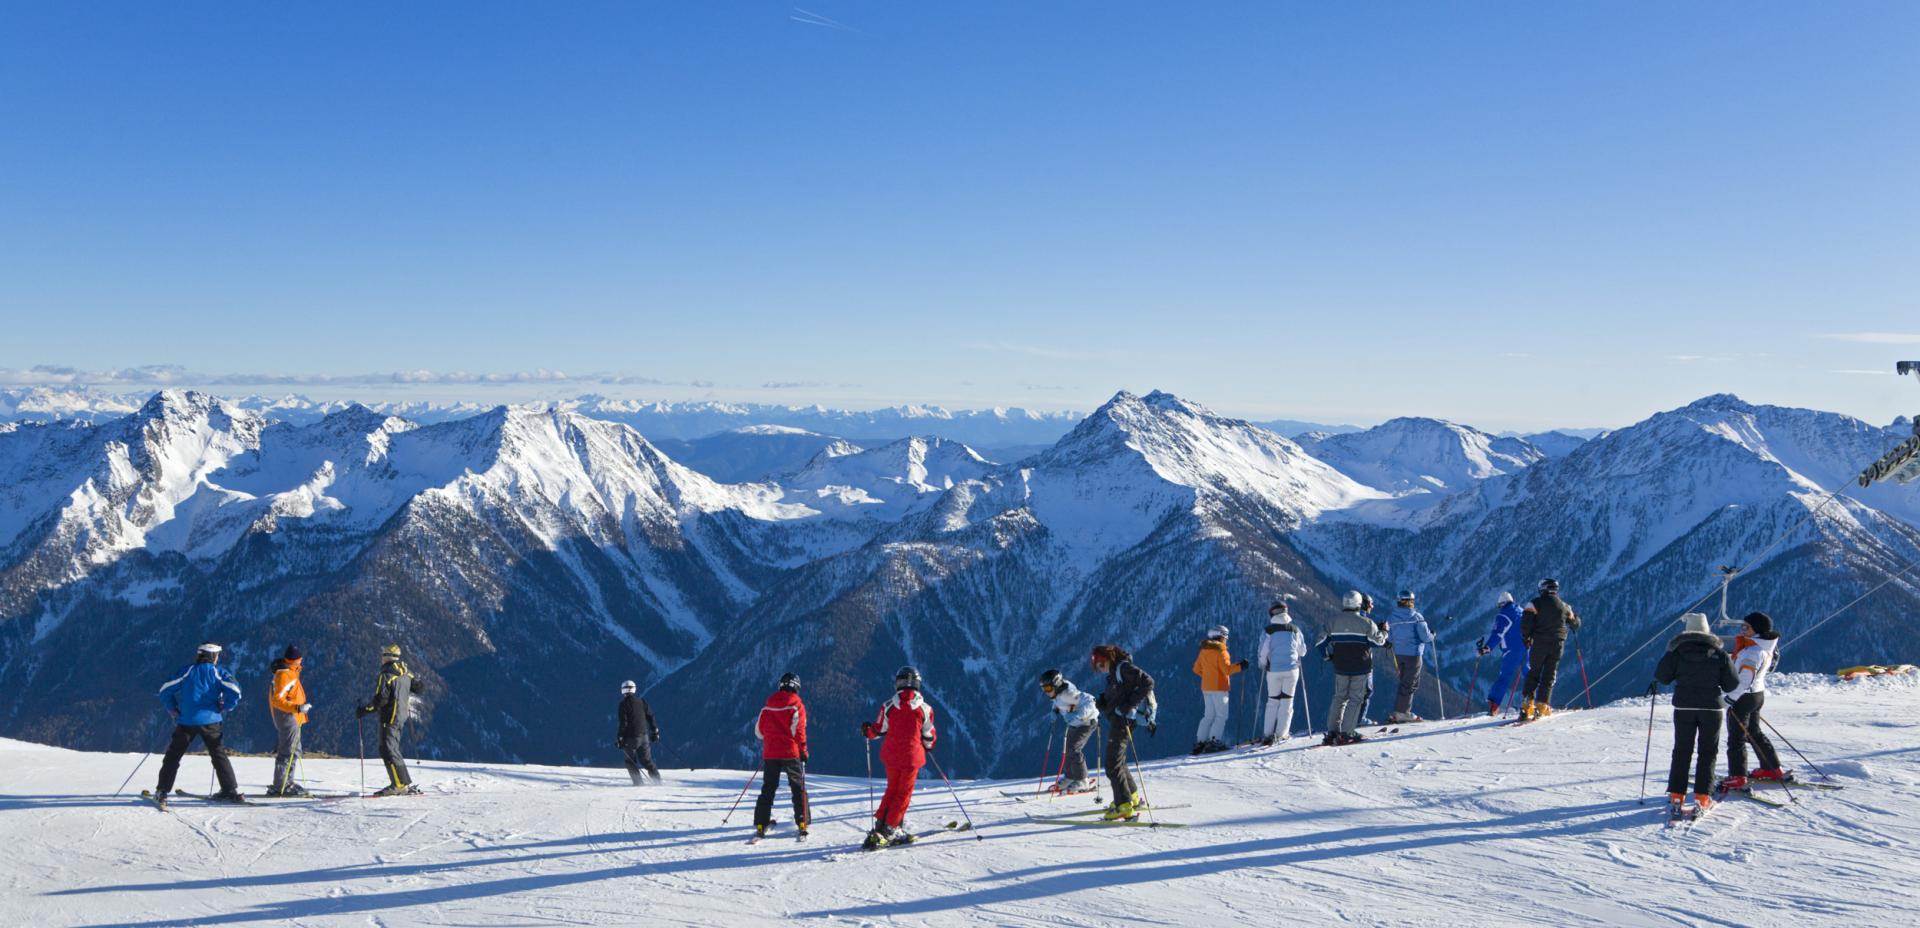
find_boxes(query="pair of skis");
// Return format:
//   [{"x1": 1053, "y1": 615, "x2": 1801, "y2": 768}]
[{"x1": 1026, "y1": 803, "x2": 1191, "y2": 828}]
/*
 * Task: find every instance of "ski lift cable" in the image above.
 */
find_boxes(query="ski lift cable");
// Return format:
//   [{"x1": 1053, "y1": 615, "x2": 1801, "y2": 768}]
[
  {"x1": 1782, "y1": 556, "x2": 1920, "y2": 651},
  {"x1": 1581, "y1": 486, "x2": 1851, "y2": 696}
]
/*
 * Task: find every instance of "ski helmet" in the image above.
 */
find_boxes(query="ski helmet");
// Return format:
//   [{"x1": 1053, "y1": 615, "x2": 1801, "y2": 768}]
[
  {"x1": 1038, "y1": 669, "x2": 1065, "y2": 693},
  {"x1": 1341, "y1": 590, "x2": 1364, "y2": 611},
  {"x1": 1207, "y1": 625, "x2": 1229, "y2": 640},
  {"x1": 1539, "y1": 578, "x2": 1560, "y2": 594},
  {"x1": 1360, "y1": 594, "x2": 1375, "y2": 613},
  {"x1": 778, "y1": 672, "x2": 801, "y2": 692},
  {"x1": 1397, "y1": 590, "x2": 1416, "y2": 603},
  {"x1": 1497, "y1": 591, "x2": 1515, "y2": 605},
  {"x1": 894, "y1": 666, "x2": 922, "y2": 691},
  {"x1": 195, "y1": 642, "x2": 222, "y2": 655},
  {"x1": 619, "y1": 680, "x2": 637, "y2": 695},
  {"x1": 381, "y1": 643, "x2": 402, "y2": 660},
  {"x1": 1268, "y1": 600, "x2": 1288, "y2": 615}
]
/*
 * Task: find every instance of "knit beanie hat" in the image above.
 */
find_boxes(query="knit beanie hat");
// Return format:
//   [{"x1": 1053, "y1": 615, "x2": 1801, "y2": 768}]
[
  {"x1": 1742, "y1": 612, "x2": 1775, "y2": 638},
  {"x1": 283, "y1": 645, "x2": 303, "y2": 662}
]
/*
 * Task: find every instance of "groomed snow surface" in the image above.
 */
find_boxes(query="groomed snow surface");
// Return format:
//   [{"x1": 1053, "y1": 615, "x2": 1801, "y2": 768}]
[{"x1": 5, "y1": 674, "x2": 1915, "y2": 927}]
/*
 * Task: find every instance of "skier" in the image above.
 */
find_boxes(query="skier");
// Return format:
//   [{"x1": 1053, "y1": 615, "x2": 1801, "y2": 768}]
[
  {"x1": 1654, "y1": 612, "x2": 1738, "y2": 815},
  {"x1": 1317, "y1": 592, "x2": 1388, "y2": 745},
  {"x1": 860, "y1": 666, "x2": 935, "y2": 849},
  {"x1": 616, "y1": 680, "x2": 662, "y2": 786},
  {"x1": 1721, "y1": 612, "x2": 1787, "y2": 789},
  {"x1": 1190, "y1": 626, "x2": 1247, "y2": 754},
  {"x1": 1519, "y1": 578, "x2": 1581, "y2": 720},
  {"x1": 1385, "y1": 590, "x2": 1434, "y2": 723},
  {"x1": 1257, "y1": 601, "x2": 1306, "y2": 745},
  {"x1": 265, "y1": 645, "x2": 312, "y2": 797},
  {"x1": 1478, "y1": 592, "x2": 1529, "y2": 716},
  {"x1": 355, "y1": 644, "x2": 422, "y2": 797},
  {"x1": 752, "y1": 672, "x2": 808, "y2": 840},
  {"x1": 153, "y1": 642, "x2": 248, "y2": 806},
  {"x1": 1039, "y1": 669, "x2": 1099, "y2": 793},
  {"x1": 1091, "y1": 644, "x2": 1156, "y2": 820}
]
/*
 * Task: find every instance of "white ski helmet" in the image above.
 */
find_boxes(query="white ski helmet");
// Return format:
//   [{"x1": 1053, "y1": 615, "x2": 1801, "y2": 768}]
[
  {"x1": 195, "y1": 642, "x2": 222, "y2": 655},
  {"x1": 1497, "y1": 591, "x2": 1515, "y2": 605},
  {"x1": 1207, "y1": 625, "x2": 1229, "y2": 640},
  {"x1": 1342, "y1": 590, "x2": 1364, "y2": 611},
  {"x1": 619, "y1": 680, "x2": 637, "y2": 695}
]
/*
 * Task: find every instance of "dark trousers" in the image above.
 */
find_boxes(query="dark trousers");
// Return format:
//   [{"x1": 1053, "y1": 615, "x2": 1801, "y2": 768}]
[
  {"x1": 623, "y1": 743, "x2": 661, "y2": 783},
  {"x1": 1524, "y1": 638, "x2": 1566, "y2": 706},
  {"x1": 1061, "y1": 723, "x2": 1093, "y2": 783},
  {"x1": 1726, "y1": 692, "x2": 1780, "y2": 776},
  {"x1": 1393, "y1": 654, "x2": 1423, "y2": 715},
  {"x1": 1104, "y1": 718, "x2": 1138, "y2": 802},
  {"x1": 379, "y1": 724, "x2": 412, "y2": 788},
  {"x1": 1666, "y1": 710, "x2": 1722, "y2": 796},
  {"x1": 156, "y1": 723, "x2": 239, "y2": 796},
  {"x1": 754, "y1": 758, "x2": 808, "y2": 828}
]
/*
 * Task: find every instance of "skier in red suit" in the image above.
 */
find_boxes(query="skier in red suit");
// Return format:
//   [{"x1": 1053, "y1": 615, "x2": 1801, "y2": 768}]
[{"x1": 860, "y1": 665, "x2": 936, "y2": 850}]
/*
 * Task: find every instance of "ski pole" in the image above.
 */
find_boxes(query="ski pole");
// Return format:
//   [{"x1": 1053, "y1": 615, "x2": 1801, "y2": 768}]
[
  {"x1": 1574, "y1": 634, "x2": 1596, "y2": 710},
  {"x1": 357, "y1": 716, "x2": 367, "y2": 796},
  {"x1": 1126, "y1": 729, "x2": 1156, "y2": 825},
  {"x1": 721, "y1": 768, "x2": 759, "y2": 824},
  {"x1": 1093, "y1": 722, "x2": 1107, "y2": 802},
  {"x1": 1299, "y1": 672, "x2": 1313, "y2": 738},
  {"x1": 113, "y1": 727, "x2": 167, "y2": 797},
  {"x1": 1638, "y1": 683, "x2": 1658, "y2": 804},
  {"x1": 1429, "y1": 646, "x2": 1446, "y2": 721},
  {"x1": 1035, "y1": 716, "x2": 1056, "y2": 797},
  {"x1": 1726, "y1": 705, "x2": 1795, "y2": 803},
  {"x1": 926, "y1": 752, "x2": 982, "y2": 839},
  {"x1": 1468, "y1": 650, "x2": 1485, "y2": 708},
  {"x1": 864, "y1": 736, "x2": 875, "y2": 815},
  {"x1": 1759, "y1": 715, "x2": 1833, "y2": 783}
]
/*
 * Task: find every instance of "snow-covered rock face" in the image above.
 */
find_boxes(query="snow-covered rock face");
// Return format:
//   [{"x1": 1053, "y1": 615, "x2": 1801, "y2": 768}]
[
  {"x1": 776, "y1": 436, "x2": 994, "y2": 522},
  {"x1": 1297, "y1": 416, "x2": 1543, "y2": 495},
  {"x1": 652, "y1": 426, "x2": 862, "y2": 484}
]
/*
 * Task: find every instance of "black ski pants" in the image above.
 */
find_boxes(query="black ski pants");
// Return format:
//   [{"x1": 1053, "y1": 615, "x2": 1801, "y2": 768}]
[
  {"x1": 623, "y1": 742, "x2": 661, "y2": 783},
  {"x1": 1726, "y1": 692, "x2": 1780, "y2": 776},
  {"x1": 1523, "y1": 637, "x2": 1566, "y2": 707},
  {"x1": 753, "y1": 758, "x2": 808, "y2": 828},
  {"x1": 1666, "y1": 709, "x2": 1722, "y2": 796},
  {"x1": 379, "y1": 724, "x2": 412, "y2": 788},
  {"x1": 156, "y1": 723, "x2": 239, "y2": 796},
  {"x1": 1104, "y1": 718, "x2": 1138, "y2": 802}
]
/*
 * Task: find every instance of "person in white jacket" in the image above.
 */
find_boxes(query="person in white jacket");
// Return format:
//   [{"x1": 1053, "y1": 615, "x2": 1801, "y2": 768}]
[
  {"x1": 1258, "y1": 602, "x2": 1308, "y2": 745},
  {"x1": 1040, "y1": 669, "x2": 1101, "y2": 793},
  {"x1": 1722, "y1": 611, "x2": 1787, "y2": 788}
]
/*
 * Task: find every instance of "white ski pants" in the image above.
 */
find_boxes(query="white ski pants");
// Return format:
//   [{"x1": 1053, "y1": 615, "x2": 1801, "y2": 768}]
[
  {"x1": 1196, "y1": 691, "x2": 1230, "y2": 743},
  {"x1": 1262, "y1": 670, "x2": 1300, "y2": 739}
]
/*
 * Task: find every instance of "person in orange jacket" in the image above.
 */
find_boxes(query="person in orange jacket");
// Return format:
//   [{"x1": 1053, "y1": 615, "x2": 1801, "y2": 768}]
[
  {"x1": 267, "y1": 645, "x2": 312, "y2": 797},
  {"x1": 1192, "y1": 625, "x2": 1247, "y2": 754}
]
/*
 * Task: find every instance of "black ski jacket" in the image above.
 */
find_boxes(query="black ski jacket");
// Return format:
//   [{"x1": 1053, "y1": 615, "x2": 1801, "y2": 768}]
[
  {"x1": 1654, "y1": 632, "x2": 1738, "y2": 710},
  {"x1": 360, "y1": 659, "x2": 416, "y2": 727},
  {"x1": 1521, "y1": 593, "x2": 1581, "y2": 644},
  {"x1": 617, "y1": 694, "x2": 659, "y2": 748},
  {"x1": 1096, "y1": 660, "x2": 1154, "y2": 722}
]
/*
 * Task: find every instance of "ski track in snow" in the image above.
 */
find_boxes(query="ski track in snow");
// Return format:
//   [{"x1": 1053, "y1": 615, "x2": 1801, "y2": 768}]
[{"x1": 3, "y1": 675, "x2": 1916, "y2": 927}]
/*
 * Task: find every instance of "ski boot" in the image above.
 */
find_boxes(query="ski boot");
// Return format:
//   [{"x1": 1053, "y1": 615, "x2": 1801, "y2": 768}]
[
  {"x1": 1666, "y1": 792, "x2": 1688, "y2": 820},
  {"x1": 370, "y1": 784, "x2": 406, "y2": 798},
  {"x1": 795, "y1": 821, "x2": 809, "y2": 840},
  {"x1": 1695, "y1": 793, "x2": 1715, "y2": 812},
  {"x1": 1519, "y1": 698, "x2": 1536, "y2": 720},
  {"x1": 1320, "y1": 731, "x2": 1341, "y2": 747},
  {"x1": 1750, "y1": 767, "x2": 1791, "y2": 783},
  {"x1": 1102, "y1": 800, "x2": 1137, "y2": 821},
  {"x1": 1190, "y1": 741, "x2": 1206, "y2": 756},
  {"x1": 754, "y1": 823, "x2": 770, "y2": 840},
  {"x1": 1535, "y1": 704, "x2": 1554, "y2": 719},
  {"x1": 628, "y1": 770, "x2": 646, "y2": 786},
  {"x1": 1487, "y1": 699, "x2": 1500, "y2": 718},
  {"x1": 1388, "y1": 712, "x2": 1421, "y2": 724},
  {"x1": 1721, "y1": 774, "x2": 1749, "y2": 791},
  {"x1": 861, "y1": 826, "x2": 892, "y2": 851},
  {"x1": 209, "y1": 790, "x2": 249, "y2": 804},
  {"x1": 891, "y1": 829, "x2": 917, "y2": 846}
]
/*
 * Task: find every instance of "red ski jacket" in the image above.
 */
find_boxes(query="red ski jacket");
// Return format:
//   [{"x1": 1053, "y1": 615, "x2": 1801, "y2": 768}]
[
  {"x1": 869, "y1": 688, "x2": 936, "y2": 768},
  {"x1": 755, "y1": 690, "x2": 808, "y2": 760}
]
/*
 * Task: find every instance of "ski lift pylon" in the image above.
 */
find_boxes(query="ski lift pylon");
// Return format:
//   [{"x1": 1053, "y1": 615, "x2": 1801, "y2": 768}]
[{"x1": 1857, "y1": 362, "x2": 1920, "y2": 487}]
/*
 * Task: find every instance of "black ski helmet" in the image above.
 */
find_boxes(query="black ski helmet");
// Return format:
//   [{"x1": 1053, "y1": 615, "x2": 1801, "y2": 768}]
[
  {"x1": 1269, "y1": 601, "x2": 1288, "y2": 615},
  {"x1": 895, "y1": 665, "x2": 922, "y2": 691},
  {"x1": 1540, "y1": 578, "x2": 1560, "y2": 594},
  {"x1": 1039, "y1": 669, "x2": 1065, "y2": 692},
  {"x1": 778, "y1": 672, "x2": 801, "y2": 692}
]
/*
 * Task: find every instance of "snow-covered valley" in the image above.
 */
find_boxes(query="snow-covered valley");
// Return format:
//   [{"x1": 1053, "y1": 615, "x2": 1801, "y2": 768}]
[{"x1": 4, "y1": 673, "x2": 1914, "y2": 927}]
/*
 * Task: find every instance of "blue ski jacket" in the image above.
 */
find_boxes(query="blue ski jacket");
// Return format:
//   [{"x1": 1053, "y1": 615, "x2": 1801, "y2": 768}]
[
  {"x1": 1488, "y1": 603, "x2": 1526, "y2": 654},
  {"x1": 1385, "y1": 606, "x2": 1434, "y2": 658},
  {"x1": 158, "y1": 660, "x2": 243, "y2": 726}
]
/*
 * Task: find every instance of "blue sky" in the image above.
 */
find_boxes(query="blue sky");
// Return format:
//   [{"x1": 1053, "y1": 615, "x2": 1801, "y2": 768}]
[{"x1": 2, "y1": 2, "x2": 1916, "y2": 431}]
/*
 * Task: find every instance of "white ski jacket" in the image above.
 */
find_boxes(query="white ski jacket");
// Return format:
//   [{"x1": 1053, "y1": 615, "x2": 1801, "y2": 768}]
[
  {"x1": 1259, "y1": 624, "x2": 1307, "y2": 673},
  {"x1": 1727, "y1": 635, "x2": 1779, "y2": 701},
  {"x1": 1050, "y1": 681, "x2": 1100, "y2": 728}
]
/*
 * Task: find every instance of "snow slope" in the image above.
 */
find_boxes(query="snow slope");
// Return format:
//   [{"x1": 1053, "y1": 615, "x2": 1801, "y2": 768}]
[
  {"x1": 5, "y1": 673, "x2": 1914, "y2": 927},
  {"x1": 1298, "y1": 416, "x2": 1544, "y2": 495}
]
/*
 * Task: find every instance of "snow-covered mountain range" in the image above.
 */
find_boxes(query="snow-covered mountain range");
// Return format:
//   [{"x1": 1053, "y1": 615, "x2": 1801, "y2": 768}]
[{"x1": 0, "y1": 387, "x2": 1914, "y2": 777}]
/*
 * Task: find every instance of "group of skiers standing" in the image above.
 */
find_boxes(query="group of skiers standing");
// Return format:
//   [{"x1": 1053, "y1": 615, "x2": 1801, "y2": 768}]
[
  {"x1": 1656, "y1": 610, "x2": 1789, "y2": 813},
  {"x1": 149, "y1": 641, "x2": 421, "y2": 808}
]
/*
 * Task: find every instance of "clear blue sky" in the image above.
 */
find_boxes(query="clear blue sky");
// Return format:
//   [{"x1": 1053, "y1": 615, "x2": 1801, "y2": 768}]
[{"x1": 3, "y1": 2, "x2": 1916, "y2": 431}]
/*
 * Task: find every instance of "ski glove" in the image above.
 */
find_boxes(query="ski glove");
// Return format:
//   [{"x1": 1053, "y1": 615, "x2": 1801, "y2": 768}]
[
  {"x1": 1476, "y1": 639, "x2": 1491, "y2": 657},
  {"x1": 920, "y1": 736, "x2": 934, "y2": 750},
  {"x1": 1233, "y1": 660, "x2": 1249, "y2": 672},
  {"x1": 799, "y1": 750, "x2": 809, "y2": 763},
  {"x1": 860, "y1": 722, "x2": 877, "y2": 739},
  {"x1": 300, "y1": 704, "x2": 312, "y2": 715},
  {"x1": 356, "y1": 705, "x2": 373, "y2": 718}
]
